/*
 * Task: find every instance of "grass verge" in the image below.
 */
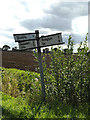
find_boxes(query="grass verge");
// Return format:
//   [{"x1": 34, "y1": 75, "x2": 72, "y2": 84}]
[{"x1": 0, "y1": 92, "x2": 89, "y2": 119}]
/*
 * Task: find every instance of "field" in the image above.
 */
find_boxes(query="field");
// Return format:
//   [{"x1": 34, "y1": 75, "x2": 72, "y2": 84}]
[
  {"x1": 2, "y1": 51, "x2": 38, "y2": 72},
  {"x1": 2, "y1": 51, "x2": 50, "y2": 72}
]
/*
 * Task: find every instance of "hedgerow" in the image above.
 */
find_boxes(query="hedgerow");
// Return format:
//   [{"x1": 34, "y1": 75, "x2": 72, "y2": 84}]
[
  {"x1": 1, "y1": 68, "x2": 41, "y2": 102},
  {"x1": 34, "y1": 34, "x2": 90, "y2": 105}
]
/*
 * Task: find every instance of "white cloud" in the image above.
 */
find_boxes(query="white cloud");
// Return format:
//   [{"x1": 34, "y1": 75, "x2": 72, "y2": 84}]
[
  {"x1": 58, "y1": 0, "x2": 89, "y2": 2},
  {"x1": 72, "y1": 16, "x2": 88, "y2": 35},
  {"x1": 0, "y1": 0, "x2": 89, "y2": 51},
  {"x1": 0, "y1": 35, "x2": 17, "y2": 48}
]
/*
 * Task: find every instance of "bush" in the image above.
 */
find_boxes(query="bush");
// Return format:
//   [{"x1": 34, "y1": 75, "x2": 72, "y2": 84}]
[
  {"x1": 34, "y1": 34, "x2": 90, "y2": 105},
  {"x1": 1, "y1": 68, "x2": 41, "y2": 101}
]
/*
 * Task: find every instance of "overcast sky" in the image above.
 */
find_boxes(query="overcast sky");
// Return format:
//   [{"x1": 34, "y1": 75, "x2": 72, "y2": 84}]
[{"x1": 0, "y1": 0, "x2": 89, "y2": 52}]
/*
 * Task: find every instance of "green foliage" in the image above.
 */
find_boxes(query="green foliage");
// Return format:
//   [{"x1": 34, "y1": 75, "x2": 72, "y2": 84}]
[
  {"x1": 1, "y1": 92, "x2": 89, "y2": 119},
  {"x1": 1, "y1": 68, "x2": 41, "y2": 101},
  {"x1": 34, "y1": 34, "x2": 90, "y2": 105}
]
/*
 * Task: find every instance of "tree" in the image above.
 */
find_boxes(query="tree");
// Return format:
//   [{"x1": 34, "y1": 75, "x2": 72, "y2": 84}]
[
  {"x1": 43, "y1": 48, "x2": 49, "y2": 53},
  {"x1": 12, "y1": 46, "x2": 18, "y2": 51},
  {"x1": 2, "y1": 45, "x2": 10, "y2": 51}
]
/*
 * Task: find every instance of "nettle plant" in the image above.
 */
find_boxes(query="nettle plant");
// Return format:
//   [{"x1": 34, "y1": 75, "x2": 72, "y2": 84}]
[{"x1": 34, "y1": 34, "x2": 89, "y2": 105}]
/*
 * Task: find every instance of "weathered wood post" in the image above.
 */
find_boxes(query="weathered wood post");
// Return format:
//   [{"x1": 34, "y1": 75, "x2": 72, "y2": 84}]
[{"x1": 35, "y1": 30, "x2": 46, "y2": 101}]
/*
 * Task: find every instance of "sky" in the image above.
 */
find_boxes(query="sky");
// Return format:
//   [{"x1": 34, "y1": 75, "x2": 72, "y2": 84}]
[{"x1": 0, "y1": 0, "x2": 89, "y2": 52}]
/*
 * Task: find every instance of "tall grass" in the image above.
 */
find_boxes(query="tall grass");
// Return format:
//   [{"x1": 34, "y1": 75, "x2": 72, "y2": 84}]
[{"x1": 1, "y1": 92, "x2": 89, "y2": 119}]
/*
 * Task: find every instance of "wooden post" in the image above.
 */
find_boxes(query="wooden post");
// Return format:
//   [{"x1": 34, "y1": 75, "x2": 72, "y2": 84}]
[{"x1": 35, "y1": 30, "x2": 46, "y2": 101}]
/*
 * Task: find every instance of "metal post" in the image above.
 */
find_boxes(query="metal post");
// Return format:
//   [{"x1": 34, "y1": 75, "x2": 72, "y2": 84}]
[{"x1": 35, "y1": 30, "x2": 46, "y2": 101}]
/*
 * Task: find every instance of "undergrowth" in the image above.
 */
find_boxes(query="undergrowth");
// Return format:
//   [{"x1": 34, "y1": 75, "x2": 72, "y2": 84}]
[{"x1": 1, "y1": 92, "x2": 89, "y2": 119}]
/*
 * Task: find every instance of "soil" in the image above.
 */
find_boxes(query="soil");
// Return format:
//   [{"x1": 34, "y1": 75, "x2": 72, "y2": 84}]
[
  {"x1": 2, "y1": 51, "x2": 38, "y2": 72},
  {"x1": 2, "y1": 51, "x2": 50, "y2": 72}
]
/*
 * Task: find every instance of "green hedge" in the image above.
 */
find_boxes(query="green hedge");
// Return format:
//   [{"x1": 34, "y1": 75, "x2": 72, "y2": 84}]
[
  {"x1": 34, "y1": 34, "x2": 90, "y2": 105},
  {"x1": 1, "y1": 68, "x2": 41, "y2": 101}
]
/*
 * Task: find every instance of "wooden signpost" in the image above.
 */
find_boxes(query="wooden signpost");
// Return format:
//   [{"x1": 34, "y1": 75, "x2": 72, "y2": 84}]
[
  {"x1": 13, "y1": 30, "x2": 64, "y2": 101},
  {"x1": 35, "y1": 30, "x2": 46, "y2": 101}
]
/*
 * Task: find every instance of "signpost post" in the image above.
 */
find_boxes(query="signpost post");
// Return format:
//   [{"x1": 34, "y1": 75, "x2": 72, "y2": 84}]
[
  {"x1": 13, "y1": 30, "x2": 64, "y2": 101},
  {"x1": 35, "y1": 30, "x2": 46, "y2": 101}
]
